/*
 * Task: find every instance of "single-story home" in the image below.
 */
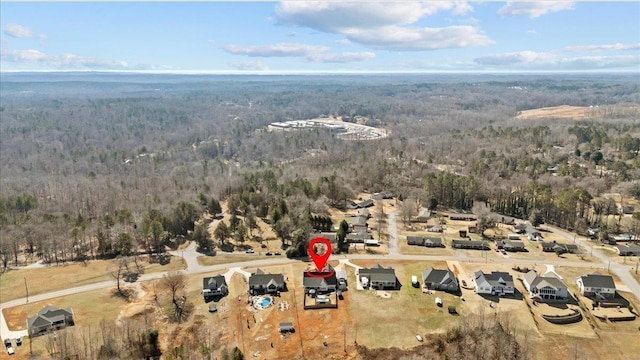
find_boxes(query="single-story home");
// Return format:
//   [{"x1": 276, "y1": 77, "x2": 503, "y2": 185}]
[
  {"x1": 539, "y1": 242, "x2": 579, "y2": 254},
  {"x1": 356, "y1": 199, "x2": 375, "y2": 209},
  {"x1": 303, "y1": 269, "x2": 338, "y2": 294},
  {"x1": 407, "y1": 236, "x2": 442, "y2": 247},
  {"x1": 358, "y1": 208, "x2": 370, "y2": 218},
  {"x1": 352, "y1": 216, "x2": 368, "y2": 227},
  {"x1": 496, "y1": 240, "x2": 526, "y2": 252},
  {"x1": 359, "y1": 264, "x2": 397, "y2": 290},
  {"x1": 352, "y1": 225, "x2": 369, "y2": 235},
  {"x1": 526, "y1": 226, "x2": 542, "y2": 241},
  {"x1": 491, "y1": 214, "x2": 517, "y2": 225},
  {"x1": 448, "y1": 212, "x2": 477, "y2": 221},
  {"x1": 202, "y1": 275, "x2": 228, "y2": 300},
  {"x1": 613, "y1": 244, "x2": 640, "y2": 256},
  {"x1": 27, "y1": 306, "x2": 75, "y2": 337},
  {"x1": 610, "y1": 234, "x2": 638, "y2": 243},
  {"x1": 346, "y1": 233, "x2": 372, "y2": 243},
  {"x1": 522, "y1": 270, "x2": 569, "y2": 301},
  {"x1": 416, "y1": 209, "x2": 431, "y2": 223},
  {"x1": 249, "y1": 269, "x2": 286, "y2": 295},
  {"x1": 513, "y1": 223, "x2": 528, "y2": 233},
  {"x1": 422, "y1": 267, "x2": 459, "y2": 292},
  {"x1": 473, "y1": 271, "x2": 514, "y2": 296},
  {"x1": 577, "y1": 272, "x2": 616, "y2": 300},
  {"x1": 452, "y1": 239, "x2": 489, "y2": 250}
]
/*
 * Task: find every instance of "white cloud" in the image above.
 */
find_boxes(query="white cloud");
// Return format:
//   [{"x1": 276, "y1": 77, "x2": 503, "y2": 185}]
[
  {"x1": 274, "y1": 2, "x2": 486, "y2": 51},
  {"x1": 223, "y1": 43, "x2": 330, "y2": 57},
  {"x1": 230, "y1": 60, "x2": 269, "y2": 71},
  {"x1": 565, "y1": 43, "x2": 640, "y2": 52},
  {"x1": 275, "y1": 2, "x2": 468, "y2": 32},
  {"x1": 3, "y1": 24, "x2": 45, "y2": 38},
  {"x1": 308, "y1": 51, "x2": 375, "y2": 63},
  {"x1": 1, "y1": 48, "x2": 144, "y2": 70},
  {"x1": 498, "y1": 2, "x2": 575, "y2": 18},
  {"x1": 475, "y1": 51, "x2": 556, "y2": 66},
  {"x1": 343, "y1": 25, "x2": 494, "y2": 51},
  {"x1": 474, "y1": 50, "x2": 640, "y2": 70},
  {"x1": 223, "y1": 42, "x2": 375, "y2": 64}
]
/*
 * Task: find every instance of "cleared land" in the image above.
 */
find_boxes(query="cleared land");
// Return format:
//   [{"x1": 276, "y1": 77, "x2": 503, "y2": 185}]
[{"x1": 0, "y1": 256, "x2": 185, "y2": 302}]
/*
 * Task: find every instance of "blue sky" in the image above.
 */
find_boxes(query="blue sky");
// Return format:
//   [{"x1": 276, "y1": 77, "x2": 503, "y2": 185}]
[{"x1": 1, "y1": 1, "x2": 639, "y2": 73}]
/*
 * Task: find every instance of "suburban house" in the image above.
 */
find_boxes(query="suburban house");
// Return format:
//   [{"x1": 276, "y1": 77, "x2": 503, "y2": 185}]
[
  {"x1": 496, "y1": 240, "x2": 526, "y2": 252},
  {"x1": 27, "y1": 306, "x2": 75, "y2": 337},
  {"x1": 422, "y1": 267, "x2": 459, "y2": 292},
  {"x1": 609, "y1": 234, "x2": 638, "y2": 244},
  {"x1": 448, "y1": 212, "x2": 477, "y2": 221},
  {"x1": 352, "y1": 225, "x2": 369, "y2": 235},
  {"x1": 407, "y1": 236, "x2": 443, "y2": 247},
  {"x1": 522, "y1": 270, "x2": 569, "y2": 301},
  {"x1": 416, "y1": 209, "x2": 431, "y2": 223},
  {"x1": 249, "y1": 269, "x2": 286, "y2": 295},
  {"x1": 526, "y1": 226, "x2": 542, "y2": 241},
  {"x1": 202, "y1": 275, "x2": 228, "y2": 300},
  {"x1": 355, "y1": 199, "x2": 374, "y2": 209},
  {"x1": 358, "y1": 264, "x2": 397, "y2": 290},
  {"x1": 577, "y1": 272, "x2": 616, "y2": 300},
  {"x1": 614, "y1": 244, "x2": 640, "y2": 256},
  {"x1": 473, "y1": 271, "x2": 514, "y2": 296},
  {"x1": 452, "y1": 239, "x2": 489, "y2": 250},
  {"x1": 491, "y1": 214, "x2": 517, "y2": 225},
  {"x1": 346, "y1": 232, "x2": 373, "y2": 243},
  {"x1": 513, "y1": 223, "x2": 528, "y2": 233},
  {"x1": 539, "y1": 242, "x2": 579, "y2": 254},
  {"x1": 303, "y1": 269, "x2": 338, "y2": 294},
  {"x1": 352, "y1": 216, "x2": 368, "y2": 228}
]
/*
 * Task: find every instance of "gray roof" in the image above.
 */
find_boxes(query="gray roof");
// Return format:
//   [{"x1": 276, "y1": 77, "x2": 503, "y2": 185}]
[
  {"x1": 249, "y1": 270, "x2": 285, "y2": 288},
  {"x1": 359, "y1": 264, "x2": 396, "y2": 283},
  {"x1": 27, "y1": 306, "x2": 73, "y2": 330},
  {"x1": 614, "y1": 244, "x2": 640, "y2": 253},
  {"x1": 422, "y1": 267, "x2": 458, "y2": 287},
  {"x1": 474, "y1": 271, "x2": 513, "y2": 288},
  {"x1": 452, "y1": 239, "x2": 488, "y2": 248},
  {"x1": 352, "y1": 216, "x2": 368, "y2": 227},
  {"x1": 203, "y1": 275, "x2": 227, "y2": 290},
  {"x1": 498, "y1": 240, "x2": 525, "y2": 249},
  {"x1": 526, "y1": 226, "x2": 541, "y2": 234},
  {"x1": 578, "y1": 273, "x2": 616, "y2": 289},
  {"x1": 524, "y1": 271, "x2": 567, "y2": 291},
  {"x1": 303, "y1": 271, "x2": 338, "y2": 289}
]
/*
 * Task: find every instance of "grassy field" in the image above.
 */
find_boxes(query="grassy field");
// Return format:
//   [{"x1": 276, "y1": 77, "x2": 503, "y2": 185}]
[
  {"x1": 0, "y1": 256, "x2": 185, "y2": 302},
  {"x1": 347, "y1": 260, "x2": 462, "y2": 349}
]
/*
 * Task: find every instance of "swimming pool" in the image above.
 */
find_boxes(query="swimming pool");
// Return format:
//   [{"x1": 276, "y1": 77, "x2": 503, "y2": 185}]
[{"x1": 260, "y1": 297, "x2": 272, "y2": 308}]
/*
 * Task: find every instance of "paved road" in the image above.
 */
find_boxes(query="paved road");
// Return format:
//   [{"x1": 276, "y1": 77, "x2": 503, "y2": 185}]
[
  {"x1": 387, "y1": 211, "x2": 399, "y2": 256},
  {"x1": 3, "y1": 225, "x2": 639, "y2": 340},
  {"x1": 547, "y1": 224, "x2": 640, "y2": 296}
]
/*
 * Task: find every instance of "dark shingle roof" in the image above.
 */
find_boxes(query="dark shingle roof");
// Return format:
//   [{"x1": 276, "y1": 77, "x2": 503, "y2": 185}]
[
  {"x1": 359, "y1": 264, "x2": 396, "y2": 283},
  {"x1": 203, "y1": 275, "x2": 227, "y2": 290},
  {"x1": 303, "y1": 271, "x2": 338, "y2": 288},
  {"x1": 422, "y1": 267, "x2": 458, "y2": 287},
  {"x1": 249, "y1": 270, "x2": 285, "y2": 288},
  {"x1": 579, "y1": 273, "x2": 615, "y2": 289}
]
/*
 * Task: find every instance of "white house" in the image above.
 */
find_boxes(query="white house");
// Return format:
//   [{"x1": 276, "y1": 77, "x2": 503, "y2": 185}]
[
  {"x1": 522, "y1": 270, "x2": 569, "y2": 301},
  {"x1": 576, "y1": 272, "x2": 616, "y2": 300},
  {"x1": 473, "y1": 271, "x2": 514, "y2": 296}
]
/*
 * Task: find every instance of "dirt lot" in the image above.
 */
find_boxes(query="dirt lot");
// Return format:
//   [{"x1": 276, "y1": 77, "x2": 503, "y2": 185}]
[
  {"x1": 0, "y1": 256, "x2": 185, "y2": 302},
  {"x1": 515, "y1": 105, "x2": 594, "y2": 120}
]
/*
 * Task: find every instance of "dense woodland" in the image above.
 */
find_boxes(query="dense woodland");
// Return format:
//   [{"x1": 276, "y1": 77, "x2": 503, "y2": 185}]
[
  {"x1": 1, "y1": 73, "x2": 640, "y2": 266},
  {"x1": 1, "y1": 73, "x2": 640, "y2": 359}
]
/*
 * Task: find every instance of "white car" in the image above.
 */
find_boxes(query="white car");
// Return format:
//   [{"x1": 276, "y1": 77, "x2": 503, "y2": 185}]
[
  {"x1": 7, "y1": 346, "x2": 15, "y2": 355},
  {"x1": 416, "y1": 335, "x2": 423, "y2": 342}
]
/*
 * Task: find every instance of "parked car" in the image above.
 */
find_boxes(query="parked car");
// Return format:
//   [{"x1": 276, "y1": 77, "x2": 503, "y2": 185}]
[
  {"x1": 265, "y1": 252, "x2": 273, "y2": 256},
  {"x1": 245, "y1": 249, "x2": 255, "y2": 254},
  {"x1": 3, "y1": 339, "x2": 11, "y2": 348},
  {"x1": 274, "y1": 252, "x2": 282, "y2": 256},
  {"x1": 416, "y1": 335, "x2": 423, "y2": 342},
  {"x1": 14, "y1": 338, "x2": 21, "y2": 347},
  {"x1": 208, "y1": 305, "x2": 217, "y2": 313},
  {"x1": 7, "y1": 346, "x2": 14, "y2": 355}
]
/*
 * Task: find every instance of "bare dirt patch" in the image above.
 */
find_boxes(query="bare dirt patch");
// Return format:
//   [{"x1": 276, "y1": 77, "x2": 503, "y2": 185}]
[{"x1": 515, "y1": 105, "x2": 595, "y2": 120}]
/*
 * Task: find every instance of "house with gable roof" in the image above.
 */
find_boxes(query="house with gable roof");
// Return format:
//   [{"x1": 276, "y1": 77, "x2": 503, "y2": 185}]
[
  {"x1": 473, "y1": 271, "x2": 514, "y2": 296},
  {"x1": 358, "y1": 264, "x2": 397, "y2": 290},
  {"x1": 577, "y1": 272, "x2": 616, "y2": 300},
  {"x1": 249, "y1": 269, "x2": 286, "y2": 295},
  {"x1": 27, "y1": 306, "x2": 75, "y2": 337},
  {"x1": 522, "y1": 270, "x2": 569, "y2": 301},
  {"x1": 422, "y1": 267, "x2": 459, "y2": 292},
  {"x1": 202, "y1": 275, "x2": 228, "y2": 300}
]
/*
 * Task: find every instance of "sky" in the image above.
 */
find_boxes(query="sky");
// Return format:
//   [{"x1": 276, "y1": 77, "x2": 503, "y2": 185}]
[{"x1": 1, "y1": 1, "x2": 639, "y2": 73}]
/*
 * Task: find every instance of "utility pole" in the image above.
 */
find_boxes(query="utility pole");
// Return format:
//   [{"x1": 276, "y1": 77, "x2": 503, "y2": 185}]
[
  {"x1": 636, "y1": 257, "x2": 639, "y2": 275},
  {"x1": 24, "y1": 277, "x2": 29, "y2": 303}
]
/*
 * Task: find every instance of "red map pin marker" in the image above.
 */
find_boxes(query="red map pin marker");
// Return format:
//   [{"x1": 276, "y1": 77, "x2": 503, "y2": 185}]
[{"x1": 308, "y1": 237, "x2": 332, "y2": 272}]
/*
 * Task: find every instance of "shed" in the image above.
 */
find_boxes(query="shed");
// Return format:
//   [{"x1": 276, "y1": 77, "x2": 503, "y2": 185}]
[{"x1": 279, "y1": 322, "x2": 295, "y2": 333}]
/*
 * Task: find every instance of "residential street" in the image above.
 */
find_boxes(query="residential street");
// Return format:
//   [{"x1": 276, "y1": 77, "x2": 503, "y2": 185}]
[{"x1": 2, "y1": 223, "x2": 640, "y2": 340}]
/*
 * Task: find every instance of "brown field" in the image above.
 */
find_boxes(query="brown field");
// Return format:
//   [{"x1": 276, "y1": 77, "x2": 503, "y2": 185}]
[
  {"x1": 347, "y1": 260, "x2": 462, "y2": 349},
  {"x1": 0, "y1": 256, "x2": 185, "y2": 302},
  {"x1": 196, "y1": 253, "x2": 272, "y2": 266},
  {"x1": 515, "y1": 105, "x2": 595, "y2": 120}
]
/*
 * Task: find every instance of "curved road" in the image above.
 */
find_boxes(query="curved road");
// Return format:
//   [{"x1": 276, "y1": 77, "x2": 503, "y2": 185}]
[{"x1": 2, "y1": 225, "x2": 639, "y2": 340}]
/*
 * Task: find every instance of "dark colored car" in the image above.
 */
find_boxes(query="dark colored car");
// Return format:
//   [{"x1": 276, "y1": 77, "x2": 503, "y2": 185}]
[
  {"x1": 15, "y1": 338, "x2": 21, "y2": 346},
  {"x1": 265, "y1": 252, "x2": 273, "y2": 256},
  {"x1": 274, "y1": 252, "x2": 282, "y2": 256}
]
